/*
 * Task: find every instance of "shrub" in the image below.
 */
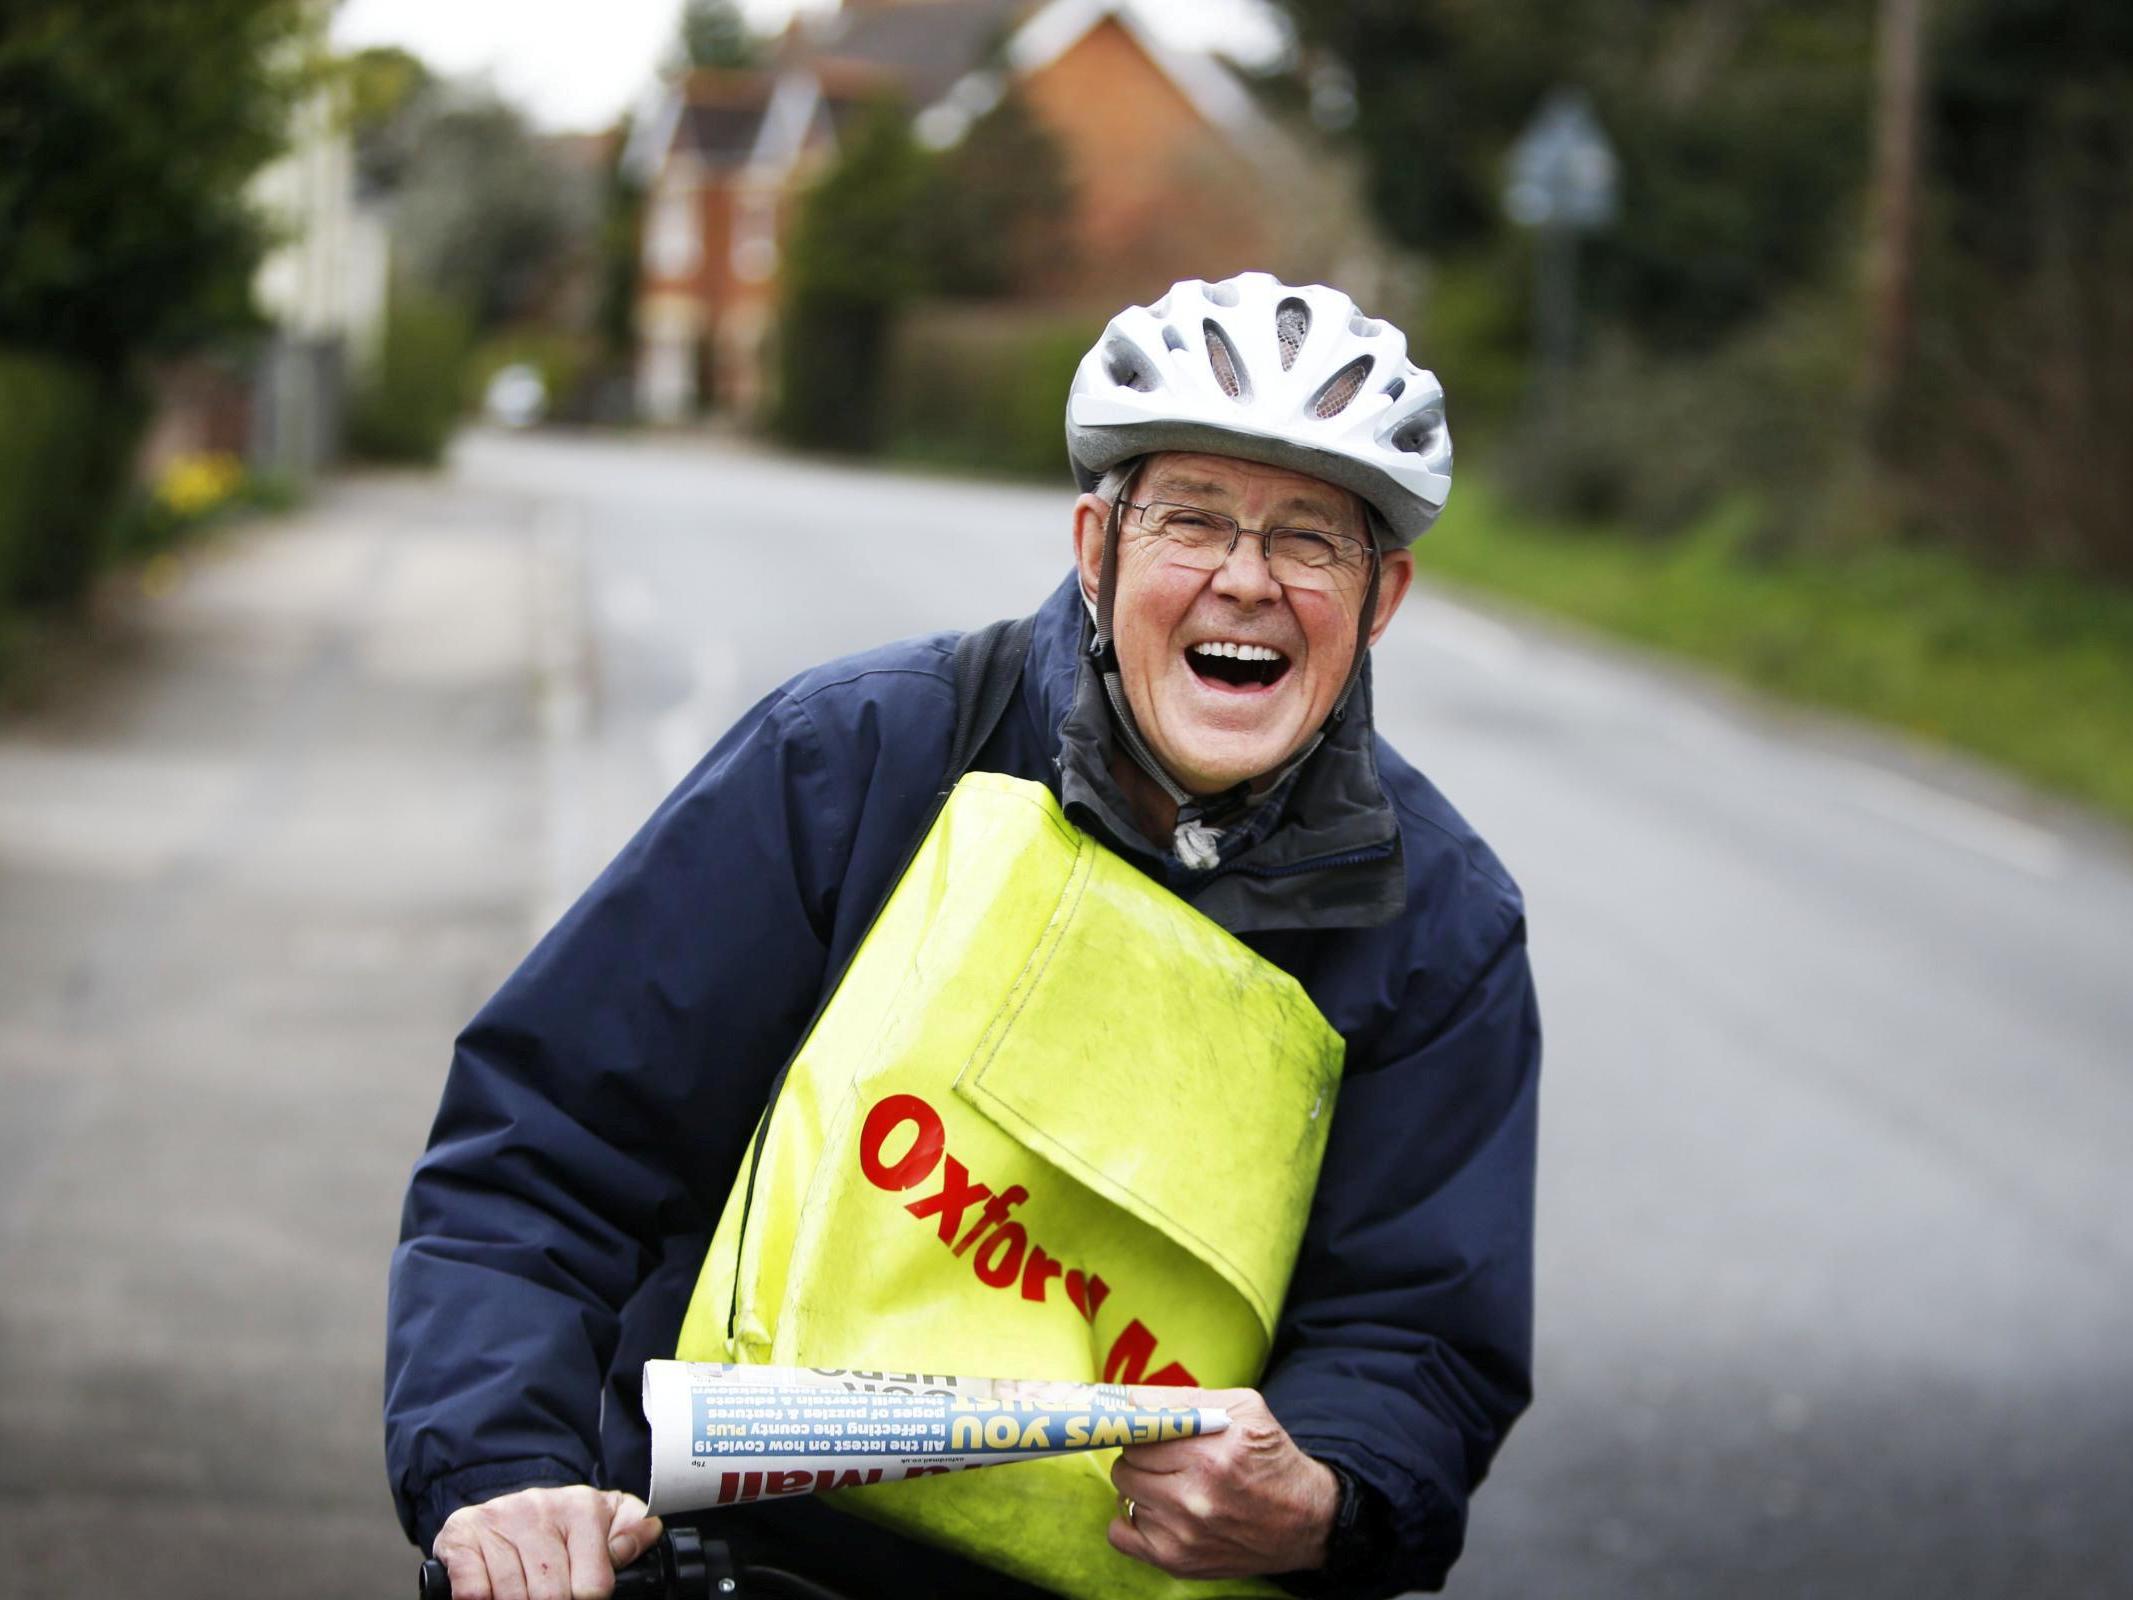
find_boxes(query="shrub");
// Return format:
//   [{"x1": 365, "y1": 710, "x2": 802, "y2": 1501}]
[
  {"x1": 348, "y1": 288, "x2": 474, "y2": 464},
  {"x1": 0, "y1": 348, "x2": 147, "y2": 609},
  {"x1": 107, "y1": 449, "x2": 258, "y2": 562},
  {"x1": 882, "y1": 307, "x2": 1099, "y2": 482},
  {"x1": 1508, "y1": 290, "x2": 1865, "y2": 548},
  {"x1": 770, "y1": 98, "x2": 931, "y2": 453}
]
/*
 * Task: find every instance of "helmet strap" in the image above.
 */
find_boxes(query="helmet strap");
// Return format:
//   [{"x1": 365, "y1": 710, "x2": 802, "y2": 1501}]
[
  {"x1": 1089, "y1": 459, "x2": 1140, "y2": 669},
  {"x1": 1329, "y1": 550, "x2": 1382, "y2": 723}
]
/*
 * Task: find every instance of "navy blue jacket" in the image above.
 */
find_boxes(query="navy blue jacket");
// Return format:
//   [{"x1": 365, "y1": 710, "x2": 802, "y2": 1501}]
[{"x1": 387, "y1": 574, "x2": 1539, "y2": 1597}]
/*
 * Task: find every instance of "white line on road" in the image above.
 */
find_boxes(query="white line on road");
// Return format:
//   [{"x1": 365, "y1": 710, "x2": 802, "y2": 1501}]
[
  {"x1": 534, "y1": 499, "x2": 592, "y2": 932},
  {"x1": 1838, "y1": 763, "x2": 2067, "y2": 878}
]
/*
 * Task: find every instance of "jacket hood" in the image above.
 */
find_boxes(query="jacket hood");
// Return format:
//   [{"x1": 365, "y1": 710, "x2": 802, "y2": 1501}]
[{"x1": 1017, "y1": 572, "x2": 1406, "y2": 934}]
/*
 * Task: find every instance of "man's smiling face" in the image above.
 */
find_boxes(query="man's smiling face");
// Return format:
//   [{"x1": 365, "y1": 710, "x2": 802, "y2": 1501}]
[{"x1": 1074, "y1": 451, "x2": 1414, "y2": 797}]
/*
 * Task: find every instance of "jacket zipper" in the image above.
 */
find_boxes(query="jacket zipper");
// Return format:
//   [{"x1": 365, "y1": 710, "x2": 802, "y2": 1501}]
[{"x1": 1224, "y1": 841, "x2": 1397, "y2": 879}]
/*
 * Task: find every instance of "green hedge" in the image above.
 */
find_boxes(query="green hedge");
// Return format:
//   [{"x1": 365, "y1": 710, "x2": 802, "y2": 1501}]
[
  {"x1": 1420, "y1": 482, "x2": 2133, "y2": 829},
  {"x1": 0, "y1": 349, "x2": 147, "y2": 610},
  {"x1": 881, "y1": 306, "x2": 1100, "y2": 482},
  {"x1": 348, "y1": 289, "x2": 474, "y2": 465}
]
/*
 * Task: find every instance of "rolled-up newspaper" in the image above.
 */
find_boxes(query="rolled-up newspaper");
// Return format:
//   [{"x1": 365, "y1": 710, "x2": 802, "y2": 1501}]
[{"x1": 643, "y1": 1361, "x2": 1229, "y2": 1516}]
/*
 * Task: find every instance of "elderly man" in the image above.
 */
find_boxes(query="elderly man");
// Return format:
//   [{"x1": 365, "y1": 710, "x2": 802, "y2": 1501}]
[{"x1": 387, "y1": 273, "x2": 1539, "y2": 1599}]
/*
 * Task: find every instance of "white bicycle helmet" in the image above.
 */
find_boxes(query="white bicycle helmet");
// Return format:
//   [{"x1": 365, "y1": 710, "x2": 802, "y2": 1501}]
[{"x1": 1066, "y1": 272, "x2": 1452, "y2": 547}]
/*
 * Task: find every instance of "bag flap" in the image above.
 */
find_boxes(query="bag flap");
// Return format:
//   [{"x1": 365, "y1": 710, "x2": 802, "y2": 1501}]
[{"x1": 952, "y1": 808, "x2": 1345, "y2": 1340}]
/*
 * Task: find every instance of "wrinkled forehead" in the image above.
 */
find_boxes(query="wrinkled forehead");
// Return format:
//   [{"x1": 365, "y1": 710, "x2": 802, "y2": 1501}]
[{"x1": 1136, "y1": 451, "x2": 1365, "y2": 532}]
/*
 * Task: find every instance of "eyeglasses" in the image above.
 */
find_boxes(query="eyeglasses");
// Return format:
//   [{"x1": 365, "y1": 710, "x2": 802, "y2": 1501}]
[{"x1": 1120, "y1": 500, "x2": 1374, "y2": 591}]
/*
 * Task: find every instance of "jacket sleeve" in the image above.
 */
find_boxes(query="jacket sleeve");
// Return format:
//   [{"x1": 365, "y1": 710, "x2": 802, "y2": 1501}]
[
  {"x1": 384, "y1": 687, "x2": 858, "y2": 1549},
  {"x1": 1263, "y1": 890, "x2": 1541, "y2": 1598}
]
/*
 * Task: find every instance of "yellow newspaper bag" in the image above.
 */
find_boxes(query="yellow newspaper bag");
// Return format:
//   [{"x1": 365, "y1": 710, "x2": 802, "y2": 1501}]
[{"x1": 677, "y1": 773, "x2": 1345, "y2": 1598}]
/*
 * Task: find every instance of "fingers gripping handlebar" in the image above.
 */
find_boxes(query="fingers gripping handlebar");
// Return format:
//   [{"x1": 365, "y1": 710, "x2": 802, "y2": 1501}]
[
  {"x1": 416, "y1": 1528, "x2": 854, "y2": 1600},
  {"x1": 418, "y1": 1528, "x2": 722, "y2": 1600}
]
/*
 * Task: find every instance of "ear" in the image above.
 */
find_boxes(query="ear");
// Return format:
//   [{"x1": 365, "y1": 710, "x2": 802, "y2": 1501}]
[
  {"x1": 1071, "y1": 493, "x2": 1111, "y2": 608},
  {"x1": 1367, "y1": 550, "x2": 1416, "y2": 648}
]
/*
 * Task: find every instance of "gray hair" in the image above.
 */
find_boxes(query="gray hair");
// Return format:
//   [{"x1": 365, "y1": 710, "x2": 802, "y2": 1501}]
[{"x1": 1094, "y1": 460, "x2": 1140, "y2": 506}]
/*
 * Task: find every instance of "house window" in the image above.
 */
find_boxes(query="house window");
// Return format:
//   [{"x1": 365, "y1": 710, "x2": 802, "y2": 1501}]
[
  {"x1": 646, "y1": 183, "x2": 702, "y2": 279},
  {"x1": 732, "y1": 187, "x2": 779, "y2": 284}
]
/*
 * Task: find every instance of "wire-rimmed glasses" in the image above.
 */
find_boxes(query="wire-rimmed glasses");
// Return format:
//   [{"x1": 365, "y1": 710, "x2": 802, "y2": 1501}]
[{"x1": 1121, "y1": 500, "x2": 1374, "y2": 592}]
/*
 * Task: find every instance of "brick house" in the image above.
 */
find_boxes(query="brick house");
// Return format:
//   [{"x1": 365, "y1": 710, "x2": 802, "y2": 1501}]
[{"x1": 628, "y1": 0, "x2": 1383, "y2": 421}]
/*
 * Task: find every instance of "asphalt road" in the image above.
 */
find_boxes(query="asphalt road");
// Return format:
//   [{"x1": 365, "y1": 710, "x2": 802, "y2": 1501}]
[{"x1": 3, "y1": 427, "x2": 2129, "y2": 1597}]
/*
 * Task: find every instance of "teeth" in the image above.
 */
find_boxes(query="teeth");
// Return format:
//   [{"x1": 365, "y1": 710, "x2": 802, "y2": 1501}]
[{"x1": 1191, "y1": 641, "x2": 1285, "y2": 661}]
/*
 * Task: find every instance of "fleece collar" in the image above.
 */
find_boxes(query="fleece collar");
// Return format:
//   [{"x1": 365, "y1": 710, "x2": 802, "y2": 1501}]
[{"x1": 1019, "y1": 573, "x2": 1406, "y2": 935}]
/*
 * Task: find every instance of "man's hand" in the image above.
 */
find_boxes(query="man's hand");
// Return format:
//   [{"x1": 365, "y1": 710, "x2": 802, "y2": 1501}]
[
  {"x1": 1107, "y1": 1387, "x2": 1339, "y2": 1580},
  {"x1": 433, "y1": 1486, "x2": 662, "y2": 1600}
]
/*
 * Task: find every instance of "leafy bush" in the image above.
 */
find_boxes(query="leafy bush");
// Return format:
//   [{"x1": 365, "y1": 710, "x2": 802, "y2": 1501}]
[
  {"x1": 0, "y1": 1, "x2": 302, "y2": 366},
  {"x1": 1421, "y1": 479, "x2": 2133, "y2": 826},
  {"x1": 882, "y1": 307, "x2": 1098, "y2": 482},
  {"x1": 1897, "y1": 0, "x2": 2133, "y2": 578},
  {"x1": 106, "y1": 450, "x2": 273, "y2": 562},
  {"x1": 1509, "y1": 290, "x2": 1865, "y2": 549},
  {"x1": 771, "y1": 99, "x2": 932, "y2": 453},
  {"x1": 0, "y1": 348, "x2": 147, "y2": 608},
  {"x1": 348, "y1": 289, "x2": 474, "y2": 464}
]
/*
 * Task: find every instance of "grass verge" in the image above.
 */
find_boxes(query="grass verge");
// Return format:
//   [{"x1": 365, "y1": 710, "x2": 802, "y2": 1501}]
[{"x1": 1417, "y1": 483, "x2": 2133, "y2": 830}]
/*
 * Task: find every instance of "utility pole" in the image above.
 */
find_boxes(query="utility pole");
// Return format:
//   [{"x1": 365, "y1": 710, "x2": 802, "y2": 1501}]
[{"x1": 1866, "y1": 0, "x2": 1928, "y2": 444}]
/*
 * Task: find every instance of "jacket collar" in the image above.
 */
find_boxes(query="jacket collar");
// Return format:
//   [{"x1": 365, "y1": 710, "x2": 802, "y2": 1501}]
[{"x1": 1020, "y1": 573, "x2": 1406, "y2": 934}]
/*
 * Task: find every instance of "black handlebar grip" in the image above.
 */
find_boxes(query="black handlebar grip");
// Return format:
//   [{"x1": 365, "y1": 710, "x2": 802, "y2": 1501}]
[{"x1": 417, "y1": 1528, "x2": 710, "y2": 1599}]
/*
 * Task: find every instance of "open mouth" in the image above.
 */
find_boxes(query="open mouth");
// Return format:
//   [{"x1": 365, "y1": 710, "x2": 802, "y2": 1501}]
[{"x1": 1186, "y1": 640, "x2": 1292, "y2": 690}]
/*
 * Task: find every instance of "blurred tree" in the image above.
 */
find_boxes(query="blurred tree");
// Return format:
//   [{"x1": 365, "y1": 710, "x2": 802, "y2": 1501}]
[
  {"x1": 596, "y1": 113, "x2": 646, "y2": 367},
  {"x1": 0, "y1": 0, "x2": 304, "y2": 367},
  {"x1": 1282, "y1": 0, "x2": 1874, "y2": 353},
  {"x1": 385, "y1": 90, "x2": 597, "y2": 333},
  {"x1": 342, "y1": 44, "x2": 434, "y2": 196},
  {"x1": 1898, "y1": 0, "x2": 2133, "y2": 575},
  {"x1": 678, "y1": 0, "x2": 761, "y2": 71},
  {"x1": 0, "y1": 0, "x2": 302, "y2": 607},
  {"x1": 773, "y1": 98, "x2": 934, "y2": 451},
  {"x1": 924, "y1": 88, "x2": 1076, "y2": 299},
  {"x1": 1280, "y1": 0, "x2": 1877, "y2": 538}
]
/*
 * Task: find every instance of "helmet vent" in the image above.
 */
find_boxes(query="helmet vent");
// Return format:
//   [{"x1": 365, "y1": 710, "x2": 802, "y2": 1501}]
[
  {"x1": 1203, "y1": 320, "x2": 1248, "y2": 400},
  {"x1": 1349, "y1": 313, "x2": 1380, "y2": 336},
  {"x1": 1103, "y1": 338, "x2": 1158, "y2": 393},
  {"x1": 1162, "y1": 324, "x2": 1187, "y2": 352},
  {"x1": 1275, "y1": 299, "x2": 1310, "y2": 370},
  {"x1": 1390, "y1": 409, "x2": 1444, "y2": 455},
  {"x1": 1311, "y1": 357, "x2": 1374, "y2": 418},
  {"x1": 1383, "y1": 376, "x2": 1406, "y2": 402},
  {"x1": 1205, "y1": 279, "x2": 1242, "y2": 308}
]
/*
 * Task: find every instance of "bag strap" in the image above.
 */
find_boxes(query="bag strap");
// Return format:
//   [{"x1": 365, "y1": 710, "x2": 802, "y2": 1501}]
[
  {"x1": 724, "y1": 613, "x2": 1035, "y2": 1341},
  {"x1": 944, "y1": 613, "x2": 1036, "y2": 787}
]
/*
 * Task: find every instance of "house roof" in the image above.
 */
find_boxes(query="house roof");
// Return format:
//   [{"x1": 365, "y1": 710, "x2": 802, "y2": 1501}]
[
  {"x1": 676, "y1": 72, "x2": 782, "y2": 164},
  {"x1": 801, "y1": 0, "x2": 1035, "y2": 112},
  {"x1": 1004, "y1": 1, "x2": 1267, "y2": 139},
  {"x1": 627, "y1": 0, "x2": 1285, "y2": 187},
  {"x1": 902, "y1": 0, "x2": 1278, "y2": 157}
]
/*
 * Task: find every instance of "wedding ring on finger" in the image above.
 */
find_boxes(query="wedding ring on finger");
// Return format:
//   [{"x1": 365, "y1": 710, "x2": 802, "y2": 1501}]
[{"x1": 1121, "y1": 1495, "x2": 1137, "y2": 1526}]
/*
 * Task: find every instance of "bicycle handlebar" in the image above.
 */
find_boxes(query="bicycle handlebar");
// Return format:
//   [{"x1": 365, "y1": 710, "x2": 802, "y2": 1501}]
[
  {"x1": 418, "y1": 1526, "x2": 723, "y2": 1600},
  {"x1": 417, "y1": 1527, "x2": 853, "y2": 1600}
]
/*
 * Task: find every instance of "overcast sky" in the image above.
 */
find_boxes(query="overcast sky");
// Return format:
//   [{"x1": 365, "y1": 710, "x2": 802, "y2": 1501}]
[{"x1": 330, "y1": 0, "x2": 1291, "y2": 133}]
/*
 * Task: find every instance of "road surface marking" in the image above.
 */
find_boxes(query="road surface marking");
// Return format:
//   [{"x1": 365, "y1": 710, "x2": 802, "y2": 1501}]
[
  {"x1": 1840, "y1": 765, "x2": 2065, "y2": 878},
  {"x1": 535, "y1": 499, "x2": 593, "y2": 932}
]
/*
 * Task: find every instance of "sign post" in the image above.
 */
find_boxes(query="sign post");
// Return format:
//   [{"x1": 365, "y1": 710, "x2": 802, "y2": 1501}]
[{"x1": 1504, "y1": 89, "x2": 1620, "y2": 443}]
